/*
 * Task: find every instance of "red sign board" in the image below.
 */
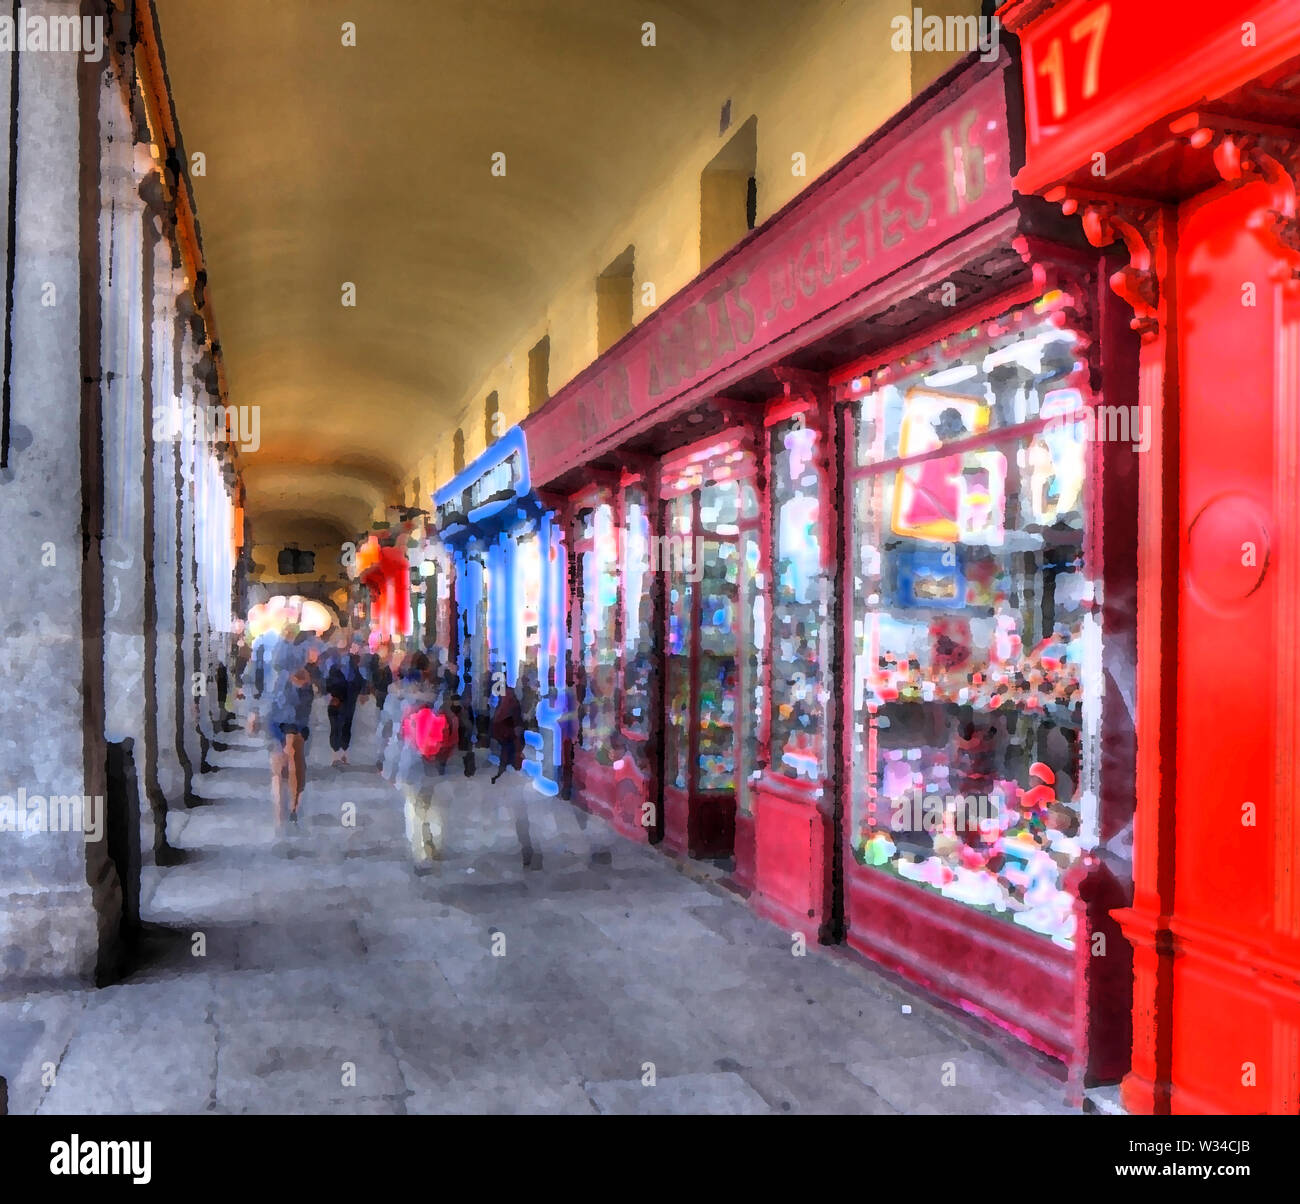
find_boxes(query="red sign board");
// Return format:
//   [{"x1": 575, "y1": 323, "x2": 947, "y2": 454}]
[
  {"x1": 1011, "y1": 0, "x2": 1300, "y2": 191},
  {"x1": 525, "y1": 66, "x2": 1013, "y2": 488}
]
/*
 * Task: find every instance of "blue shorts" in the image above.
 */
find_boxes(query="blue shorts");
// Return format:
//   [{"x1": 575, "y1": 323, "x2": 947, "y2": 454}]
[{"x1": 270, "y1": 721, "x2": 310, "y2": 747}]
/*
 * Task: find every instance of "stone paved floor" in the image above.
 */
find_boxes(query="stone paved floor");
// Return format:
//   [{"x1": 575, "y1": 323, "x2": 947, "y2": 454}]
[{"x1": 0, "y1": 699, "x2": 1078, "y2": 1114}]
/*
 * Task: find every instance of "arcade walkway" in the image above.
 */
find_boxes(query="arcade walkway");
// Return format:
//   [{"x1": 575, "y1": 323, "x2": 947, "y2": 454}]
[{"x1": 0, "y1": 702, "x2": 1071, "y2": 1115}]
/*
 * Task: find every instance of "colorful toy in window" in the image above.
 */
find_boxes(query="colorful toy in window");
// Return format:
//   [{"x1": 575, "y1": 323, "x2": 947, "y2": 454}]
[
  {"x1": 880, "y1": 748, "x2": 914, "y2": 801},
  {"x1": 929, "y1": 616, "x2": 972, "y2": 672},
  {"x1": 1027, "y1": 389, "x2": 1087, "y2": 525},
  {"x1": 782, "y1": 421, "x2": 818, "y2": 478},
  {"x1": 963, "y1": 555, "x2": 1001, "y2": 607},
  {"x1": 861, "y1": 826, "x2": 897, "y2": 866},
  {"x1": 777, "y1": 493, "x2": 820, "y2": 603},
  {"x1": 954, "y1": 450, "x2": 1006, "y2": 545},
  {"x1": 894, "y1": 544, "x2": 964, "y2": 608},
  {"x1": 1019, "y1": 761, "x2": 1057, "y2": 832},
  {"x1": 890, "y1": 390, "x2": 990, "y2": 542},
  {"x1": 954, "y1": 721, "x2": 997, "y2": 797},
  {"x1": 990, "y1": 603, "x2": 1021, "y2": 667},
  {"x1": 779, "y1": 712, "x2": 821, "y2": 779}
]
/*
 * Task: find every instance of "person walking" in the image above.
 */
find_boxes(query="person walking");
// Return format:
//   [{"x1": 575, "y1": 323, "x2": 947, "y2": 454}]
[
  {"x1": 433, "y1": 689, "x2": 460, "y2": 776},
  {"x1": 325, "y1": 634, "x2": 366, "y2": 766},
  {"x1": 368, "y1": 639, "x2": 394, "y2": 713},
  {"x1": 232, "y1": 620, "x2": 251, "y2": 691},
  {"x1": 376, "y1": 650, "x2": 407, "y2": 773},
  {"x1": 490, "y1": 682, "x2": 524, "y2": 784},
  {"x1": 249, "y1": 621, "x2": 281, "y2": 707},
  {"x1": 437, "y1": 649, "x2": 458, "y2": 698},
  {"x1": 263, "y1": 620, "x2": 319, "y2": 831},
  {"x1": 395, "y1": 676, "x2": 455, "y2": 875}
]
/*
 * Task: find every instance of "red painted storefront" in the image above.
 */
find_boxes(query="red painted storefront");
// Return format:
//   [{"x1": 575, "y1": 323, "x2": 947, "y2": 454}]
[
  {"x1": 523, "y1": 48, "x2": 1140, "y2": 1089},
  {"x1": 1001, "y1": 0, "x2": 1300, "y2": 1116}
]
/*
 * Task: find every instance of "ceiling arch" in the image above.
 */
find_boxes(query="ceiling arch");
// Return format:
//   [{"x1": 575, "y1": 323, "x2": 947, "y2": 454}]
[{"x1": 155, "y1": 0, "x2": 822, "y2": 535}]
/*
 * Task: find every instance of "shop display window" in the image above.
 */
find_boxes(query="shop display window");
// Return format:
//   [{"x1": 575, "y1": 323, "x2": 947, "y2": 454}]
[
  {"x1": 578, "y1": 503, "x2": 620, "y2": 763},
  {"x1": 736, "y1": 496, "x2": 764, "y2": 816},
  {"x1": 663, "y1": 494, "x2": 692, "y2": 790},
  {"x1": 769, "y1": 416, "x2": 830, "y2": 781},
  {"x1": 696, "y1": 509, "x2": 739, "y2": 792},
  {"x1": 436, "y1": 558, "x2": 454, "y2": 669},
  {"x1": 845, "y1": 304, "x2": 1095, "y2": 947},
  {"x1": 515, "y1": 534, "x2": 542, "y2": 729},
  {"x1": 621, "y1": 488, "x2": 653, "y2": 741},
  {"x1": 470, "y1": 557, "x2": 490, "y2": 704},
  {"x1": 658, "y1": 434, "x2": 763, "y2": 800}
]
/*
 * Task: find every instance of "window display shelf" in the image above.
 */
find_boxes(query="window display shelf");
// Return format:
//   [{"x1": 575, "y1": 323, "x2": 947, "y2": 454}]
[
  {"x1": 853, "y1": 845, "x2": 1077, "y2": 948},
  {"x1": 866, "y1": 674, "x2": 1084, "y2": 720}
]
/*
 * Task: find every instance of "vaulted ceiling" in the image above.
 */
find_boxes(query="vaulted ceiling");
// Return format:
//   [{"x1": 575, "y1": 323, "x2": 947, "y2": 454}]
[{"x1": 153, "y1": 0, "x2": 825, "y2": 541}]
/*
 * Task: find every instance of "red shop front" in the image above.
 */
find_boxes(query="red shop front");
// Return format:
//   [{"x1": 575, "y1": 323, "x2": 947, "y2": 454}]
[
  {"x1": 525, "y1": 48, "x2": 1139, "y2": 1076},
  {"x1": 1002, "y1": 0, "x2": 1300, "y2": 1115},
  {"x1": 552, "y1": 396, "x2": 830, "y2": 882}
]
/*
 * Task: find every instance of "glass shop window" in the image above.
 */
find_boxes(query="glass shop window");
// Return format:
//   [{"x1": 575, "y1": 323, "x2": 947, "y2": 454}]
[
  {"x1": 768, "y1": 415, "x2": 830, "y2": 782},
  {"x1": 845, "y1": 304, "x2": 1095, "y2": 948},
  {"x1": 515, "y1": 534, "x2": 542, "y2": 730},
  {"x1": 663, "y1": 494, "x2": 693, "y2": 791},
  {"x1": 736, "y1": 511, "x2": 764, "y2": 815},
  {"x1": 697, "y1": 481, "x2": 741, "y2": 793},
  {"x1": 622, "y1": 487, "x2": 653, "y2": 742},
  {"x1": 579, "y1": 503, "x2": 620, "y2": 762}
]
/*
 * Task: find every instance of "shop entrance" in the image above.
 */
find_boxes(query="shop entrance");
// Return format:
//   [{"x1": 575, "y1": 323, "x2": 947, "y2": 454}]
[{"x1": 659, "y1": 434, "x2": 761, "y2": 859}]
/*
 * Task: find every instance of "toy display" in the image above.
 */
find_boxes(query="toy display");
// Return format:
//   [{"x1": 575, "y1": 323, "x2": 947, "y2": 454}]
[
  {"x1": 890, "y1": 390, "x2": 993, "y2": 542},
  {"x1": 769, "y1": 414, "x2": 827, "y2": 782},
  {"x1": 853, "y1": 652, "x2": 1084, "y2": 945},
  {"x1": 697, "y1": 657, "x2": 737, "y2": 790},
  {"x1": 845, "y1": 307, "x2": 1098, "y2": 958},
  {"x1": 864, "y1": 610, "x2": 1084, "y2": 715}
]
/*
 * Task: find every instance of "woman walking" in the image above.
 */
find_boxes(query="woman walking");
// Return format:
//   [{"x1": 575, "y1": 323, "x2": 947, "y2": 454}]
[
  {"x1": 264, "y1": 620, "x2": 319, "y2": 831},
  {"x1": 326, "y1": 633, "x2": 366, "y2": 766}
]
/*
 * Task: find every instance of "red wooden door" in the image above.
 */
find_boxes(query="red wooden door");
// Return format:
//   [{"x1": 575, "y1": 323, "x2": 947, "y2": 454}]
[{"x1": 1172, "y1": 177, "x2": 1300, "y2": 1113}]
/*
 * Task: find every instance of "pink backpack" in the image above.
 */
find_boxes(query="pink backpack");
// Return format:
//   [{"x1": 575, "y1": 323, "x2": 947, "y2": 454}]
[{"x1": 403, "y1": 707, "x2": 450, "y2": 760}]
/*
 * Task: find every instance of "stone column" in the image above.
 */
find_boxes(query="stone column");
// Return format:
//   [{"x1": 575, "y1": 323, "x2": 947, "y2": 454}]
[
  {"x1": 0, "y1": 0, "x2": 123, "y2": 987},
  {"x1": 99, "y1": 65, "x2": 149, "y2": 907},
  {"x1": 176, "y1": 311, "x2": 207, "y2": 785},
  {"x1": 140, "y1": 182, "x2": 186, "y2": 853}
]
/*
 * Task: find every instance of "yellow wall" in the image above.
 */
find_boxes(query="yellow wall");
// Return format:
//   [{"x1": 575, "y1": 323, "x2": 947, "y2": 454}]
[{"x1": 430, "y1": 0, "x2": 980, "y2": 489}]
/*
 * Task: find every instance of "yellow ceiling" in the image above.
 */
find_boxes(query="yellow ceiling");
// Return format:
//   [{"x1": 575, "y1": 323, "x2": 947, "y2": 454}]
[{"x1": 153, "y1": 0, "x2": 823, "y2": 538}]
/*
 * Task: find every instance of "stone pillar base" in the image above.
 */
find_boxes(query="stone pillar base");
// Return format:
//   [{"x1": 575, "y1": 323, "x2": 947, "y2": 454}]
[{"x1": 0, "y1": 881, "x2": 118, "y2": 989}]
